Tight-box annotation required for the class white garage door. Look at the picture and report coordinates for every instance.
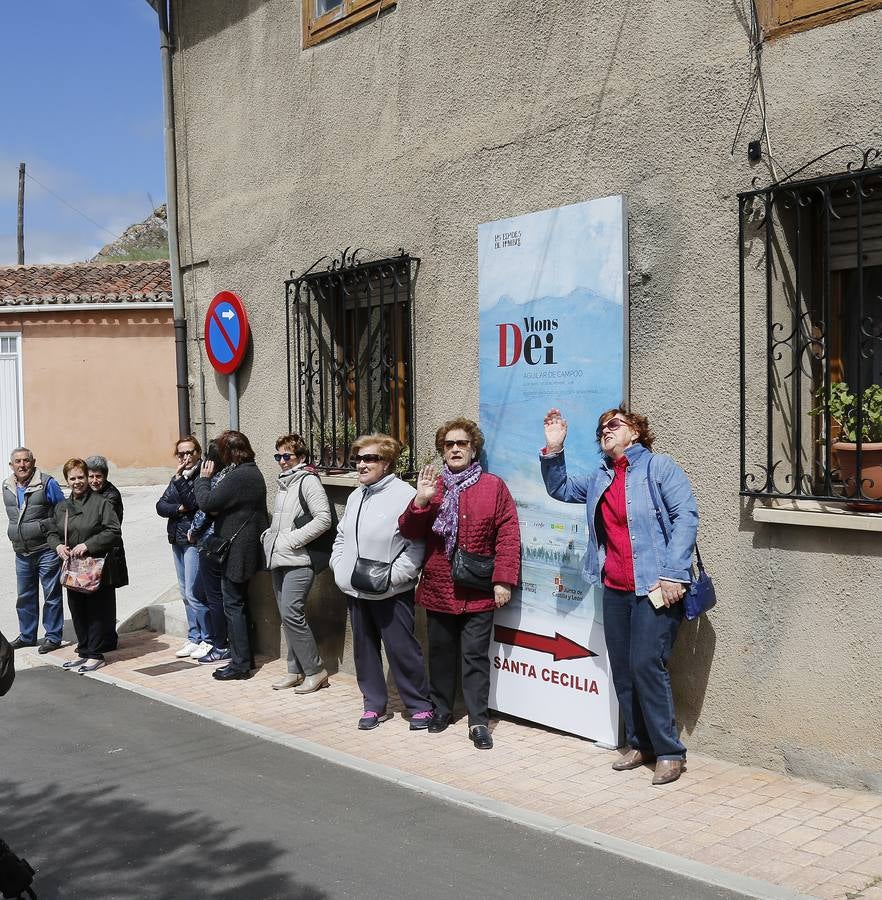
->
[0,333,23,467]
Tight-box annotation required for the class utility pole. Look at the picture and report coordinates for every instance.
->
[17,163,25,265]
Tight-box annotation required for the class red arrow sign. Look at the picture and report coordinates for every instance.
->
[494,625,596,662]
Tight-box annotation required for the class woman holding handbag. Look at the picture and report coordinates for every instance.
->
[46,458,122,673]
[193,431,267,682]
[261,433,331,693]
[399,419,521,750]
[540,406,699,785]
[329,433,433,730]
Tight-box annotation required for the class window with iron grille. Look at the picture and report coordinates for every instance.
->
[739,149,882,508]
[285,250,418,475]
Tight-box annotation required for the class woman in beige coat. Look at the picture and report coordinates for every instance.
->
[261,433,331,692]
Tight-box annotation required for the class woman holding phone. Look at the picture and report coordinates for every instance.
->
[540,406,698,785]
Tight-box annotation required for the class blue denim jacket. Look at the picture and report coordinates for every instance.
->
[540,443,699,596]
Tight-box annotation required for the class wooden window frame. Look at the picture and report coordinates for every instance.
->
[302,0,395,49]
[755,0,882,39]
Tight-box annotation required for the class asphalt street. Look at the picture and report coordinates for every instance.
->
[1,668,749,900]
[0,485,175,642]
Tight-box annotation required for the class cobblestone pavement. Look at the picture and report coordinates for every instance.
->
[24,632,882,900]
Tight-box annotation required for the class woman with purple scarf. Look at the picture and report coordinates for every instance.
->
[399,418,521,749]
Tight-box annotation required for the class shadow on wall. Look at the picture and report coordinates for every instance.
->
[670,614,716,735]
[0,780,326,900]
[173,0,275,50]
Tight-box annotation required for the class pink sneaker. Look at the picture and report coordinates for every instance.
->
[409,710,435,731]
[358,710,393,730]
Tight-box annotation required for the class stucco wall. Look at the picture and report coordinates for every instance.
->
[4,309,178,472]
[169,0,882,787]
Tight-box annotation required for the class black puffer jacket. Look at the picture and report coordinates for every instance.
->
[156,469,200,546]
[193,462,267,582]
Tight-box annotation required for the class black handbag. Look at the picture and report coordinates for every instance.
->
[451,547,495,593]
[646,456,716,620]
[0,629,15,697]
[349,492,404,595]
[294,475,338,572]
[199,513,254,566]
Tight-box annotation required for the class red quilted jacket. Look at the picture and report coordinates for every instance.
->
[398,473,521,614]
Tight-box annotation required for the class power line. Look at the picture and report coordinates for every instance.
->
[23,170,120,241]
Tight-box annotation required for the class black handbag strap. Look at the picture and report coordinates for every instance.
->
[354,490,405,564]
[228,511,256,544]
[646,455,704,573]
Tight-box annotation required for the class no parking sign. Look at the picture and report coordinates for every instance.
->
[204,291,250,375]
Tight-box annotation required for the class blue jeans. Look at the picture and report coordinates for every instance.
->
[603,586,686,760]
[172,544,209,644]
[15,548,64,644]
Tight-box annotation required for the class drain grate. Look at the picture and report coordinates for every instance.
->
[133,661,199,676]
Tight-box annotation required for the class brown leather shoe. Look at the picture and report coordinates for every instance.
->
[612,749,654,771]
[652,759,684,785]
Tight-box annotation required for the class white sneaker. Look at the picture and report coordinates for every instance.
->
[175,640,199,658]
[190,641,212,659]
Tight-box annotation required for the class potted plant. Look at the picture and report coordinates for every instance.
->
[812,382,882,504]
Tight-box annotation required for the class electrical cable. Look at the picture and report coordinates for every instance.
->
[24,171,119,241]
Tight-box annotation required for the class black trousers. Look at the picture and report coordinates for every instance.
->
[425,609,494,726]
[68,583,117,660]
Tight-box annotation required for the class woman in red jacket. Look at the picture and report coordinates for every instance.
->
[399,418,520,749]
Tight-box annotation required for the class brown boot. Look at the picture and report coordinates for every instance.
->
[651,759,684,785]
[612,749,654,771]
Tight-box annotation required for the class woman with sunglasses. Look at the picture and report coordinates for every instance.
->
[540,406,698,785]
[399,418,521,750]
[261,433,330,693]
[156,435,212,660]
[330,433,433,730]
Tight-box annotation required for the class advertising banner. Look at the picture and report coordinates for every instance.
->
[479,196,627,745]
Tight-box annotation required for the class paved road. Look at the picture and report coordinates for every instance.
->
[2,668,748,900]
[0,485,175,642]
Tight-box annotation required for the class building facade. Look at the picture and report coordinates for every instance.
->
[165,0,882,788]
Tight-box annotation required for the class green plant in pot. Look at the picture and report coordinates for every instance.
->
[811,382,882,503]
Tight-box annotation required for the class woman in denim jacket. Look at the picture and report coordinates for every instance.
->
[540,406,698,785]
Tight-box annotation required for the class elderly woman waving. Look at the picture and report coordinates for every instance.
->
[540,407,698,785]
[399,418,520,750]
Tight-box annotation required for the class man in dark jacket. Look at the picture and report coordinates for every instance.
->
[3,447,65,653]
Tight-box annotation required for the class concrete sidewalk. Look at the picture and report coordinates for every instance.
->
[24,632,882,900]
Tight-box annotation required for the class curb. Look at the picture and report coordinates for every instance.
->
[36,652,816,900]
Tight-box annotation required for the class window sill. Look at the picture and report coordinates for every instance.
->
[320,473,360,487]
[751,499,882,531]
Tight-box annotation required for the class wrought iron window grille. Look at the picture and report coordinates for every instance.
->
[285,248,419,476]
[739,147,882,508]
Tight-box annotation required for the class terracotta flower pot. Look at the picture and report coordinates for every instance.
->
[833,441,882,507]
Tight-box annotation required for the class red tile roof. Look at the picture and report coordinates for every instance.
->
[0,260,172,307]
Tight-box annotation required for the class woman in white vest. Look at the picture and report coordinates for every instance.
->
[261,433,331,693]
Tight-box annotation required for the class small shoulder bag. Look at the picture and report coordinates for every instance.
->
[350,492,404,595]
[645,456,716,620]
[294,475,338,572]
[199,512,255,566]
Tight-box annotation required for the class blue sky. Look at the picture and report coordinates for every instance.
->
[0,0,165,265]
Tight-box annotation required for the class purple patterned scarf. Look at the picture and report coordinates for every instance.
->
[432,461,483,558]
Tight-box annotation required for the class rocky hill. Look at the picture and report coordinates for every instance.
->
[91,204,169,262]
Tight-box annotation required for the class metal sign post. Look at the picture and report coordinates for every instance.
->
[204,291,250,431]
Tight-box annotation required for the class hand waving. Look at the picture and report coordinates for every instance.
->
[414,464,439,509]
[543,408,568,453]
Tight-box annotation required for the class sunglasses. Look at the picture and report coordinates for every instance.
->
[596,417,628,438]
[443,439,471,450]
[176,450,196,459]
[351,453,384,464]
[274,453,294,462]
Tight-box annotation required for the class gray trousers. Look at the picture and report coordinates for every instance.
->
[271,566,323,676]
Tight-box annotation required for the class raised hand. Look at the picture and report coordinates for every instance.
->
[200,459,216,479]
[413,464,439,508]
[543,408,568,453]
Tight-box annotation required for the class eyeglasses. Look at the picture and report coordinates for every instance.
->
[596,417,627,438]
[351,454,384,464]
[176,450,196,459]
[274,453,294,462]
[443,439,471,450]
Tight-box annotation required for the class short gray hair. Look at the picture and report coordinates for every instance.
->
[10,447,33,463]
[85,455,109,475]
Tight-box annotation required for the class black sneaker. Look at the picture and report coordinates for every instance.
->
[10,637,36,650]
[38,639,62,655]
